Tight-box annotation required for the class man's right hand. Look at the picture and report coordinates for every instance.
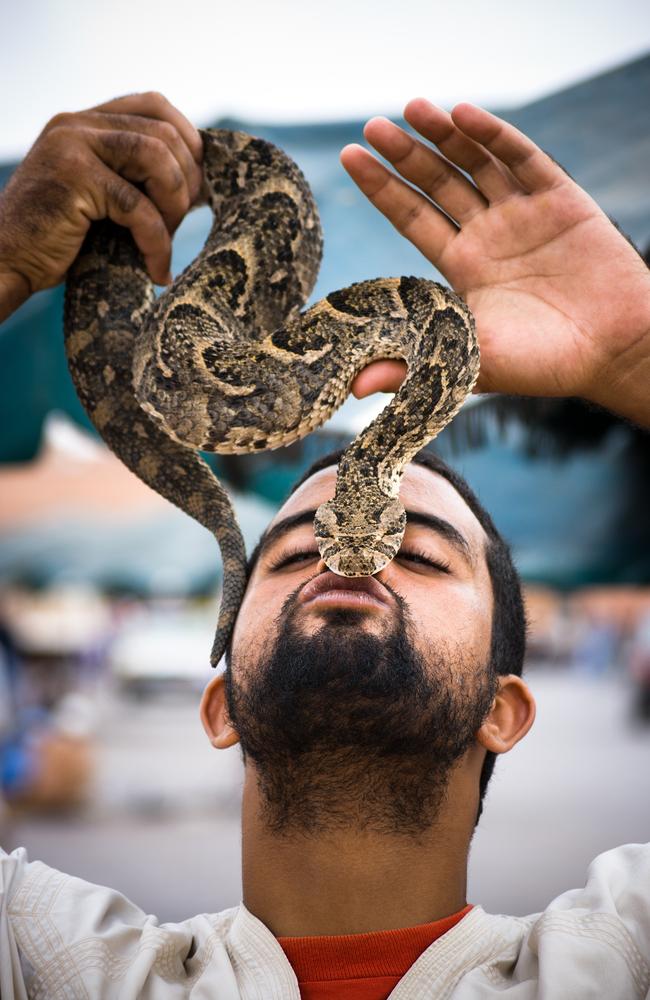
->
[0,92,204,322]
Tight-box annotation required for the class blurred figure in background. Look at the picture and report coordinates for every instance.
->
[0,621,93,814]
[630,612,650,722]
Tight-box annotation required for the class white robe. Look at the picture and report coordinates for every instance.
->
[1,843,649,998]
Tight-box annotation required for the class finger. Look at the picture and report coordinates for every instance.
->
[450,103,562,192]
[47,109,203,210]
[89,128,192,234]
[340,144,458,262]
[77,110,203,207]
[93,162,172,284]
[404,98,521,203]
[351,360,407,398]
[90,91,203,165]
[363,116,487,224]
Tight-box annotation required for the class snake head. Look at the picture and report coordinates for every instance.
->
[314,497,407,577]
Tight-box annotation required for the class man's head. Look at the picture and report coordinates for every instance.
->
[201,448,535,838]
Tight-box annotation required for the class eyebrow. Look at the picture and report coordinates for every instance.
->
[257,507,475,567]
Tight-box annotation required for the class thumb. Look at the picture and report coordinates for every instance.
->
[351,359,407,398]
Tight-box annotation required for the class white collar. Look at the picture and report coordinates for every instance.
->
[226,903,517,998]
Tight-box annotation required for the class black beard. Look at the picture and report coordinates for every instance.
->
[225,584,496,837]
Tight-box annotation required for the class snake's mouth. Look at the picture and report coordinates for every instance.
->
[316,536,401,578]
[300,571,393,609]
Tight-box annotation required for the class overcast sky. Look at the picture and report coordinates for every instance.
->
[1,0,649,160]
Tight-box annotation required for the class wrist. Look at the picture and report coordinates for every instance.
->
[584,314,650,429]
[0,267,31,323]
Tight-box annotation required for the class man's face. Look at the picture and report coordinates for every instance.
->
[233,463,492,663]
[226,463,496,835]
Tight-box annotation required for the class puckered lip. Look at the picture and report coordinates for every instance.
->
[299,570,393,610]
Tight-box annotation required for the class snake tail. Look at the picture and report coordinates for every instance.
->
[64,220,247,666]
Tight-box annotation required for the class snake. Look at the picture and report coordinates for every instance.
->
[64,128,480,668]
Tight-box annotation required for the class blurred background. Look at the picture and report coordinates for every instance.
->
[1,0,649,921]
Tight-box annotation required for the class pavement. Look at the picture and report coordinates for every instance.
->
[2,663,649,923]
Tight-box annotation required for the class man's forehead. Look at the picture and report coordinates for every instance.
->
[267,463,486,546]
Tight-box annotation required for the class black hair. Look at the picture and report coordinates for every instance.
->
[243,447,527,825]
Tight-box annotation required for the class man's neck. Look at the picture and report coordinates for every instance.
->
[239,770,476,937]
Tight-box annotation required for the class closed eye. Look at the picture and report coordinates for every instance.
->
[397,550,451,573]
[268,548,450,573]
[268,548,319,571]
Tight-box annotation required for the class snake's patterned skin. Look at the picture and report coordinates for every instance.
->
[64,128,479,667]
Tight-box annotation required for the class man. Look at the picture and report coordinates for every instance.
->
[0,93,649,998]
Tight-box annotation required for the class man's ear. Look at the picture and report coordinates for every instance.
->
[477,674,536,754]
[200,674,240,749]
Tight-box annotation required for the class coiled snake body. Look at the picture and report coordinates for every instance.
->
[64,129,479,666]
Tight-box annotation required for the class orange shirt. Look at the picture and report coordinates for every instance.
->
[277,905,473,1000]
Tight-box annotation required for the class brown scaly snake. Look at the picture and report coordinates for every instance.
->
[64,128,479,667]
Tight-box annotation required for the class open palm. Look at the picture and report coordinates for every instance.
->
[342,100,650,415]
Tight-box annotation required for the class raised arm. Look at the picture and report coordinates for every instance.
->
[344,100,650,428]
[0,92,204,323]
